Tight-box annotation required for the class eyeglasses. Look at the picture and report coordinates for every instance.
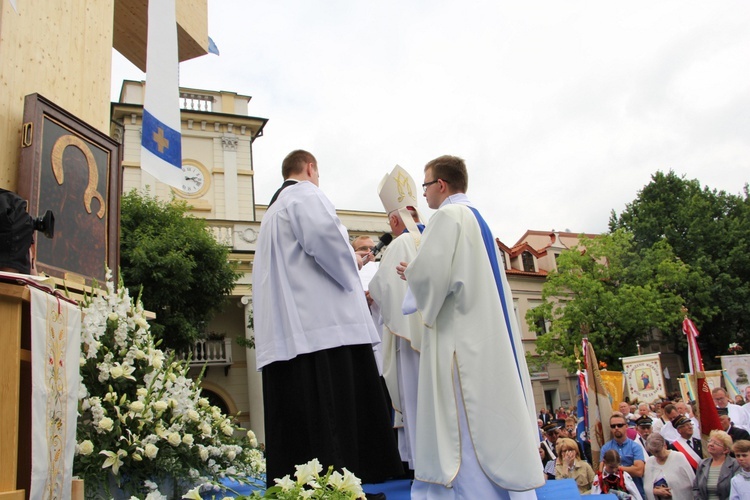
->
[421,179,440,192]
[610,423,626,429]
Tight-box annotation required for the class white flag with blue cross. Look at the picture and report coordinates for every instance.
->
[141,0,183,188]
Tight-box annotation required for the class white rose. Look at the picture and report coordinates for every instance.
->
[108,312,119,322]
[246,430,256,440]
[98,417,114,432]
[199,448,209,461]
[187,409,200,422]
[109,365,124,379]
[77,440,94,455]
[198,398,209,407]
[136,388,148,397]
[79,357,86,367]
[129,401,145,413]
[200,423,211,437]
[249,438,258,448]
[225,450,236,461]
[167,432,181,447]
[153,400,168,412]
[182,434,194,446]
[144,443,159,459]
[221,425,233,437]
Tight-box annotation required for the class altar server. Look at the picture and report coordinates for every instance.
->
[252,149,402,486]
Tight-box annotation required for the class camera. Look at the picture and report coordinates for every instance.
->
[0,189,55,274]
[33,210,55,239]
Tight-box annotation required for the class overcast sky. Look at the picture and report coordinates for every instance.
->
[112,1,750,245]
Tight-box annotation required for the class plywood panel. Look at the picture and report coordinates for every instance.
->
[0,0,114,191]
[113,0,208,72]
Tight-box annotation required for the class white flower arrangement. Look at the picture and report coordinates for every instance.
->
[74,271,265,498]
[240,459,365,499]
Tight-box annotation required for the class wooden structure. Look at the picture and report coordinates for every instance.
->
[0,0,210,496]
[0,282,30,500]
[0,0,209,193]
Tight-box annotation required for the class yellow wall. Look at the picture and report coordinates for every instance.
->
[0,0,115,191]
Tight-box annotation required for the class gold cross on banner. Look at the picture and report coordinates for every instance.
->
[153,127,169,153]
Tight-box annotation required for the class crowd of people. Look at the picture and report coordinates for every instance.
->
[537,386,750,499]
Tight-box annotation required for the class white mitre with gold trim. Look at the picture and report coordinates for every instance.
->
[377,165,424,237]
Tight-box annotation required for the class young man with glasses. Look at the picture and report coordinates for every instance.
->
[398,155,543,498]
[599,413,646,498]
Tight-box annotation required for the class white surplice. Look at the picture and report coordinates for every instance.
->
[369,230,423,467]
[358,261,385,374]
[253,180,380,369]
[404,194,544,494]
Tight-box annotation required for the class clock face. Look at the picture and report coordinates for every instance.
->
[178,164,209,196]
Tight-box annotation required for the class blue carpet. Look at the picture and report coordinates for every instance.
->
[217,477,620,499]
[363,478,621,499]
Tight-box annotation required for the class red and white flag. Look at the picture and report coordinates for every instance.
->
[683,316,722,445]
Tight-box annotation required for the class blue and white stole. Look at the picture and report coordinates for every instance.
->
[467,206,525,396]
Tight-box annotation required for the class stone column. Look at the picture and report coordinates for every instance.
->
[221,136,239,220]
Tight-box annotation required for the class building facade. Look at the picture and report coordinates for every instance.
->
[113,82,595,440]
[498,230,600,414]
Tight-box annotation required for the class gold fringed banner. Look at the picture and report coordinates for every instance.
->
[30,287,81,500]
[599,371,624,412]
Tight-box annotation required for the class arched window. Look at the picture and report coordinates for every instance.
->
[201,388,230,417]
[522,251,535,272]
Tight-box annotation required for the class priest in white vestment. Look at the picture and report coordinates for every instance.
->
[252,150,403,487]
[399,155,544,499]
[368,165,426,470]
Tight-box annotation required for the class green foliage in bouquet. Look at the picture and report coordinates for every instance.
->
[74,271,265,499]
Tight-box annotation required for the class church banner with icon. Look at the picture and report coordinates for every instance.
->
[721,355,750,398]
[683,370,724,402]
[678,377,691,401]
[622,353,666,403]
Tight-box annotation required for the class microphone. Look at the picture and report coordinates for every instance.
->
[371,233,393,257]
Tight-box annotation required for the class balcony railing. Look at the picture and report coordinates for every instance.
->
[176,339,233,373]
[180,92,215,112]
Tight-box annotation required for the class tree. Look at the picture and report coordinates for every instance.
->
[120,190,240,350]
[609,171,750,364]
[527,229,701,371]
